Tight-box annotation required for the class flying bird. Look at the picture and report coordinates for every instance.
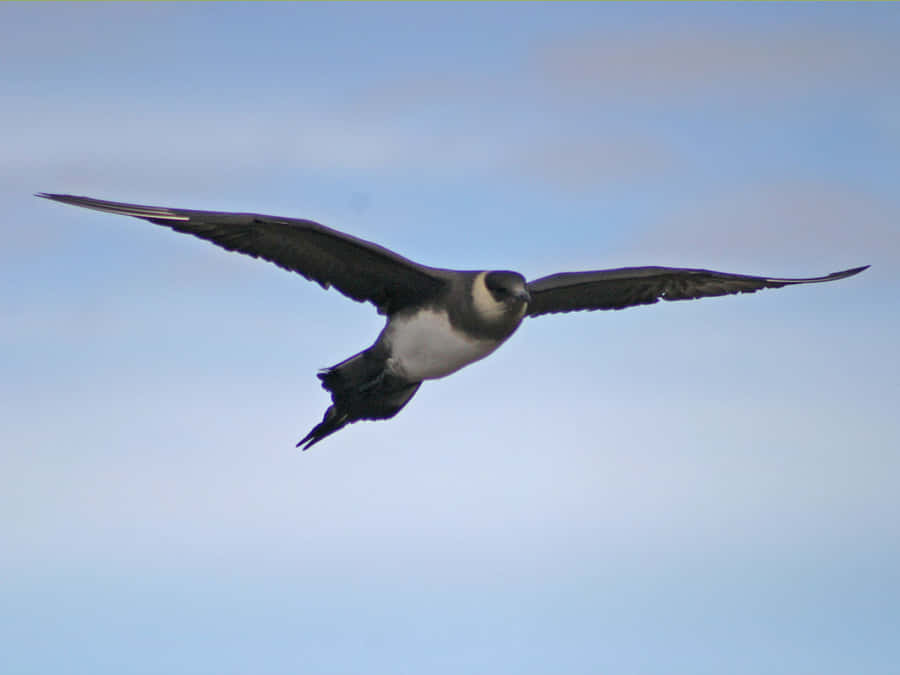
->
[38,193,868,450]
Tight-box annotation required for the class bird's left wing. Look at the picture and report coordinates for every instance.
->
[38,193,448,315]
[526,265,868,316]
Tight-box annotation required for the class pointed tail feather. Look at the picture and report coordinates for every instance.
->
[298,350,422,450]
[297,406,350,451]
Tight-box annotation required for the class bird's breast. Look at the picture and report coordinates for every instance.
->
[382,309,502,381]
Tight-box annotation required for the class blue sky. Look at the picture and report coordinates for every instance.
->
[3,3,899,674]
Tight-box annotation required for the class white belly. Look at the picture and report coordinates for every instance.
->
[384,310,500,381]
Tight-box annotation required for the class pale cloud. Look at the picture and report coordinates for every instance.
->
[507,132,677,191]
[342,23,900,193]
[536,25,898,101]
[3,91,673,204]
[351,76,684,190]
[1,95,507,200]
[358,22,898,112]
[619,179,900,270]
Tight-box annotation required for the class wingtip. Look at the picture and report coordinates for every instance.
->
[836,265,870,279]
[36,192,75,203]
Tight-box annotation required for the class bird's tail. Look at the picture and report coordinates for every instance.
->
[297,405,352,450]
[298,351,421,450]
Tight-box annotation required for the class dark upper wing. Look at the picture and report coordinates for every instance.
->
[38,193,448,315]
[526,265,869,316]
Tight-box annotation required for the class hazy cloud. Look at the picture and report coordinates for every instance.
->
[536,25,899,101]
[621,179,900,270]
[508,132,677,191]
[2,96,513,200]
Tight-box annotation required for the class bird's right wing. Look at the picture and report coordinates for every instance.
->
[38,193,449,315]
[526,265,868,316]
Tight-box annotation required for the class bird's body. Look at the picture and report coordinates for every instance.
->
[382,307,504,381]
[38,193,868,449]
[303,270,530,447]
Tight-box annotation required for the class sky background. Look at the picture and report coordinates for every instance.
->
[3,3,899,674]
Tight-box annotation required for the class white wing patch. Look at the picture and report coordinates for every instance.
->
[95,205,190,221]
[384,309,500,381]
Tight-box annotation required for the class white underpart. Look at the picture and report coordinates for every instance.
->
[384,309,501,381]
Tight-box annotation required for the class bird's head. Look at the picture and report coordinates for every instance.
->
[485,271,531,306]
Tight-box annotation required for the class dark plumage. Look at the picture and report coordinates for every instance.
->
[525,266,867,315]
[38,193,868,449]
